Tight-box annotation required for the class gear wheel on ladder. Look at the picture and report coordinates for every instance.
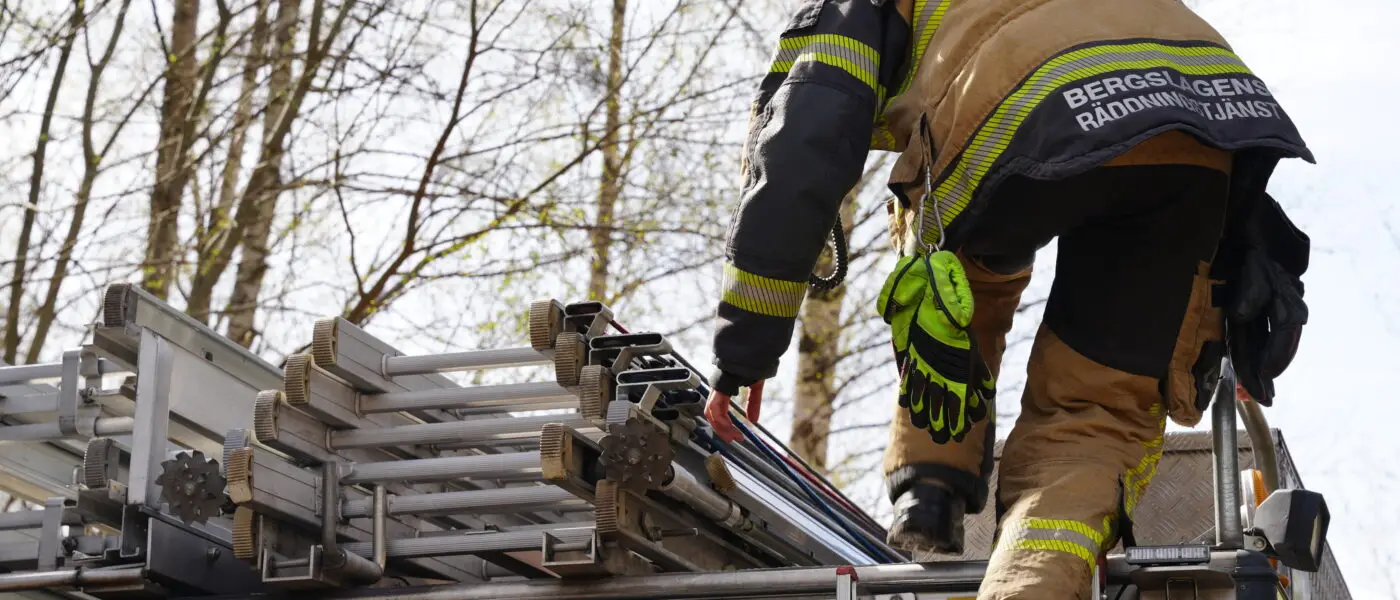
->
[154,450,228,525]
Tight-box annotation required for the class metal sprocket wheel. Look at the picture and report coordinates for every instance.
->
[154,450,227,525]
[598,418,674,492]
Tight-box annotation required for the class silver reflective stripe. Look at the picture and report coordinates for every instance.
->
[721,265,806,318]
[772,38,881,92]
[1013,524,1101,553]
[1000,517,1112,566]
[773,42,879,78]
[896,0,949,96]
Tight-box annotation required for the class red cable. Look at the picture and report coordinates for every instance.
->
[776,451,866,518]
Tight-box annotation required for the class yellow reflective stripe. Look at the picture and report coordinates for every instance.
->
[1001,515,1114,567]
[872,119,898,149]
[721,264,807,318]
[919,42,1253,245]
[770,34,882,93]
[1023,517,1110,545]
[873,0,951,151]
[895,0,951,97]
[1012,538,1098,565]
[1124,403,1168,517]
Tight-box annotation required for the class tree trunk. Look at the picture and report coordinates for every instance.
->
[189,0,269,325]
[789,192,857,474]
[3,1,82,364]
[223,0,299,348]
[189,0,348,338]
[141,0,201,300]
[26,0,135,363]
[587,0,627,302]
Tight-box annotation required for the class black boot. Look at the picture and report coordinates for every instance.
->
[887,482,966,555]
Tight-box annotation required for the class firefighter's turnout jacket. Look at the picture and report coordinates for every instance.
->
[711,0,1311,395]
[711,1,1313,597]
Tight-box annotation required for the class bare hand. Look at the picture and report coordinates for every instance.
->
[704,379,764,443]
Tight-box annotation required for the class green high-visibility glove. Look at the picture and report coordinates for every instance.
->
[877,251,993,444]
[878,255,928,360]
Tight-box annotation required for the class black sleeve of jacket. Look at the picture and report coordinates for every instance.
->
[712,0,910,394]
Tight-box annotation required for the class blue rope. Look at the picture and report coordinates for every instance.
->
[680,357,899,562]
[731,420,902,563]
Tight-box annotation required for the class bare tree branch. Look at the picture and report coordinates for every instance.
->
[4,0,83,364]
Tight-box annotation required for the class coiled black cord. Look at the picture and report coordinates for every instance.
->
[808,215,849,291]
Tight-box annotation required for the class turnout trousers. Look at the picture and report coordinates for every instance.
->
[881,130,1234,599]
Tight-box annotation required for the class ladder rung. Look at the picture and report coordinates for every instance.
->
[359,381,575,414]
[340,525,594,559]
[341,486,587,518]
[340,451,542,485]
[328,415,590,450]
[382,348,549,377]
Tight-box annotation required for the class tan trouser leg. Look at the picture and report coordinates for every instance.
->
[976,133,1232,599]
[979,263,1225,599]
[977,328,1168,599]
[883,252,1031,507]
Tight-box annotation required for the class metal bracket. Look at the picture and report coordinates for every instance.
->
[260,544,330,590]
[128,329,173,510]
[584,333,672,373]
[118,504,149,559]
[67,534,121,560]
[1164,576,1200,599]
[79,349,105,391]
[541,528,607,577]
[613,367,701,416]
[37,497,72,571]
[56,350,81,437]
[836,565,859,600]
[146,516,264,595]
[563,302,614,339]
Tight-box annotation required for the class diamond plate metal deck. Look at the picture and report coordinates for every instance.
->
[922,428,1351,599]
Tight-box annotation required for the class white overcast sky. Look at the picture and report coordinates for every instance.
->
[4,0,1392,594]
[1187,0,1400,595]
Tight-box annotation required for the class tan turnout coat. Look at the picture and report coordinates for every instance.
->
[874,0,1311,254]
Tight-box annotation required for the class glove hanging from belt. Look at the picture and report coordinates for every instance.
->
[1221,193,1310,406]
[878,251,993,443]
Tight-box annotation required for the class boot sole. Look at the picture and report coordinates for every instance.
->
[887,513,965,555]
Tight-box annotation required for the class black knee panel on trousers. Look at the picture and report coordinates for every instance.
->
[963,164,1231,379]
[1041,166,1229,378]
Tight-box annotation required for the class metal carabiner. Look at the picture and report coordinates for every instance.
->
[914,117,947,256]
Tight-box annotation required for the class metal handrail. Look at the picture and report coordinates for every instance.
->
[1211,359,1245,549]
[1210,356,1281,549]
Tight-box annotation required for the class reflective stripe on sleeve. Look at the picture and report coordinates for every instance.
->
[771,34,883,95]
[721,264,807,318]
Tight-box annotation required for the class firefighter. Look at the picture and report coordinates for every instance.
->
[702,0,1313,597]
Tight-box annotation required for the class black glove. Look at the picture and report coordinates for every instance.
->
[1222,194,1310,406]
[1227,248,1307,405]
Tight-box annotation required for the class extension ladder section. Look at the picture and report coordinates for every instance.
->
[0,283,1333,599]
